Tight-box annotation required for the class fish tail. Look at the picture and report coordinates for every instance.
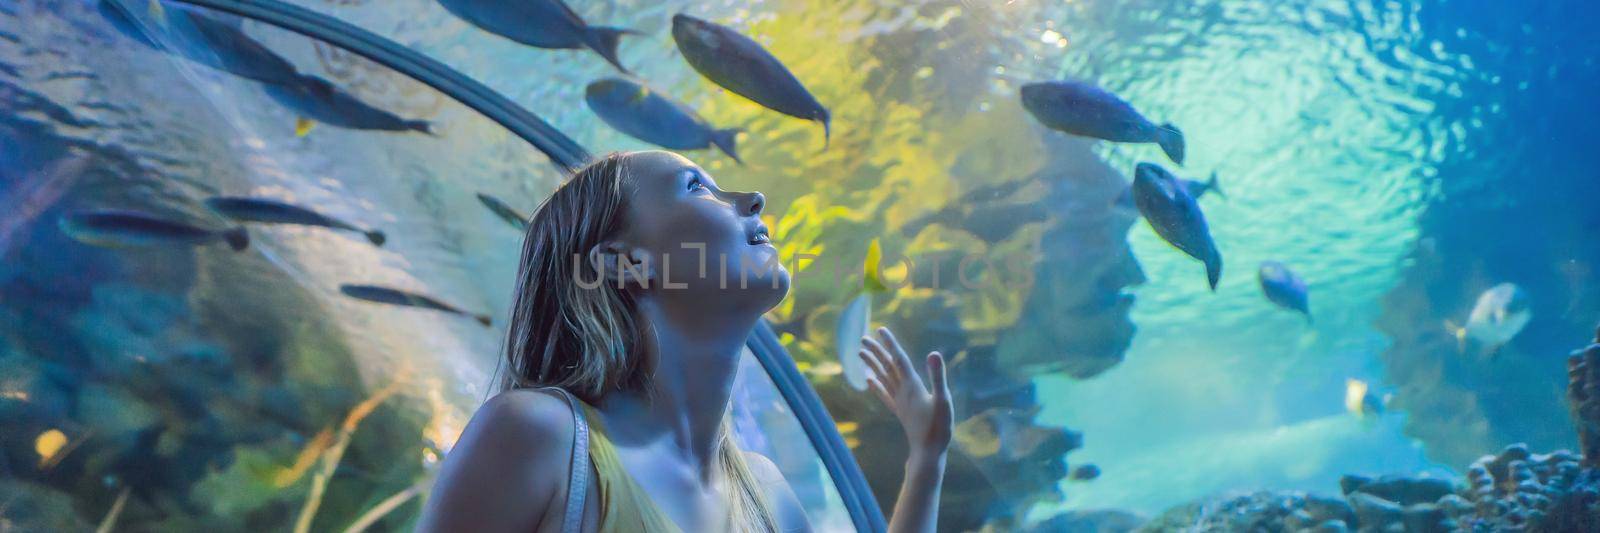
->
[1204,249,1223,291]
[475,314,493,327]
[820,113,832,151]
[406,120,435,136]
[711,128,742,164]
[587,26,636,74]
[1207,171,1225,200]
[364,230,386,247]
[1156,123,1184,165]
[222,227,249,252]
[1444,320,1467,353]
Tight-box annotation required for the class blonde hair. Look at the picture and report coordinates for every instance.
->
[499,152,779,532]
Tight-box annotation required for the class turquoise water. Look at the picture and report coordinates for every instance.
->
[3,0,1597,530]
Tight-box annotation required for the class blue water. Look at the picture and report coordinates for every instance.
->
[2,0,1597,530]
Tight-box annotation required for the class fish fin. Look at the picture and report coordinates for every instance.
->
[819,113,832,151]
[475,314,492,327]
[711,128,742,164]
[364,230,386,247]
[1204,249,1223,291]
[1156,123,1184,165]
[1444,320,1467,353]
[1207,171,1225,200]
[222,227,249,252]
[587,26,637,74]
[406,120,435,136]
[295,118,315,137]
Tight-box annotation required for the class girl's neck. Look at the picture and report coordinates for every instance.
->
[596,298,755,480]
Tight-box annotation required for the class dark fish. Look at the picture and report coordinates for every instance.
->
[671,14,830,147]
[1020,80,1185,165]
[585,78,742,163]
[204,196,384,246]
[264,74,433,135]
[97,0,301,85]
[60,209,248,251]
[475,193,528,231]
[338,284,491,327]
[1258,261,1310,321]
[1069,464,1101,481]
[1132,162,1222,290]
[434,0,636,72]
[1116,170,1223,210]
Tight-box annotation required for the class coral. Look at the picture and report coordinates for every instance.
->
[1137,490,1354,532]
[1566,326,1600,467]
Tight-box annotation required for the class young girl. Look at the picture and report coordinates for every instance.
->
[417,151,952,532]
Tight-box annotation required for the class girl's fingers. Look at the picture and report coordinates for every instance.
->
[867,377,894,408]
[877,327,921,389]
[928,352,951,406]
[859,349,893,390]
[861,336,903,386]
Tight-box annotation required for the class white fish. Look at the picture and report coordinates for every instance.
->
[1446,282,1532,357]
[836,292,872,391]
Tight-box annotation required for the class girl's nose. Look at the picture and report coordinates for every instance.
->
[741,191,765,216]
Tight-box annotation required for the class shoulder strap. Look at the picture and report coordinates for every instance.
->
[543,387,590,533]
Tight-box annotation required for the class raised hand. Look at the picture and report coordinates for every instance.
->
[860,326,953,457]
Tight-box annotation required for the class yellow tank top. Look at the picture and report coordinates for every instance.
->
[577,403,682,533]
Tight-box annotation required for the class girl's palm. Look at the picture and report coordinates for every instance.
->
[860,327,953,454]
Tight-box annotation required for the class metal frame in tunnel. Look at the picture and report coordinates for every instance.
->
[159,1,887,530]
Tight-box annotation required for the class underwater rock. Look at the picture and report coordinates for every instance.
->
[1026,508,1146,533]
[1340,474,1455,506]
[1566,325,1600,467]
[1137,490,1354,533]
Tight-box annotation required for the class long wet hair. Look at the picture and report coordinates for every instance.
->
[498,152,779,532]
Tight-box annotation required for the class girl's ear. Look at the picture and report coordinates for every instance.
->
[588,241,656,289]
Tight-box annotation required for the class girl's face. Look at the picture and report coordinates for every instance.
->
[616,151,789,313]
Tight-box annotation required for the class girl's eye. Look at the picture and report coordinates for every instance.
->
[687,176,706,192]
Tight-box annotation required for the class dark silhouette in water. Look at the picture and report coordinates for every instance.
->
[338,284,491,327]
[204,196,384,246]
[264,74,433,135]
[1258,261,1311,322]
[434,0,637,73]
[60,209,249,251]
[97,0,301,85]
[671,14,830,148]
[1132,162,1222,290]
[1020,80,1185,165]
[1115,170,1223,211]
[474,193,528,231]
[585,78,742,163]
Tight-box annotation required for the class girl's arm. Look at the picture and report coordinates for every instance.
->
[416,390,573,532]
[860,327,954,533]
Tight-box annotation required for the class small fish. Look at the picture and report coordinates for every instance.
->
[475,193,528,231]
[1069,464,1101,481]
[61,210,249,251]
[98,0,301,85]
[1132,162,1222,290]
[1115,170,1223,210]
[1344,378,1387,418]
[34,429,67,468]
[339,284,491,327]
[952,413,1002,458]
[434,0,636,72]
[1259,261,1311,322]
[585,78,742,163]
[1446,283,1532,357]
[205,196,384,246]
[671,14,830,147]
[1020,80,1185,165]
[264,74,433,135]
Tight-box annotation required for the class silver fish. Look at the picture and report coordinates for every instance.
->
[1132,162,1221,290]
[475,193,528,231]
[264,74,433,135]
[1448,282,1531,357]
[585,78,742,163]
[339,284,491,327]
[205,196,384,246]
[435,0,636,72]
[60,209,248,251]
[671,14,830,147]
[1258,261,1310,322]
[1020,80,1185,165]
[98,0,301,85]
